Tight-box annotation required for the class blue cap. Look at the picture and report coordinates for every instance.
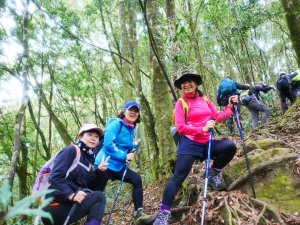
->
[124,101,140,111]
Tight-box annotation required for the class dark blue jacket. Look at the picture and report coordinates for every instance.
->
[250,85,273,101]
[47,145,104,203]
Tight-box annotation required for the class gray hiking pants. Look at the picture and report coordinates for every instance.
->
[247,99,270,128]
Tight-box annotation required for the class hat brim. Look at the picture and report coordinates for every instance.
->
[174,73,202,89]
[79,128,104,137]
[125,105,140,112]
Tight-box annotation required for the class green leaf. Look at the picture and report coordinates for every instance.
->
[5,190,54,223]
[0,180,12,209]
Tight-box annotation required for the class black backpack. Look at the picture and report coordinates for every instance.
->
[276,76,290,91]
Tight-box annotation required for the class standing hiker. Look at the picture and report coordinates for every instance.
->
[243,82,273,128]
[95,101,154,224]
[276,72,297,113]
[291,69,300,97]
[216,77,250,135]
[42,124,108,225]
[153,70,238,225]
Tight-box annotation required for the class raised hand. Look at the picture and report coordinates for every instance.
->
[98,155,110,171]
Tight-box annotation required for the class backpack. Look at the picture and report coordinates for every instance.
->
[219,78,237,96]
[32,145,81,225]
[32,145,81,196]
[240,91,251,106]
[171,96,209,145]
[276,76,290,91]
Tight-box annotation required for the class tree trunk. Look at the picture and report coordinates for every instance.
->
[147,0,175,175]
[7,0,30,189]
[165,0,180,79]
[119,0,132,100]
[281,0,300,66]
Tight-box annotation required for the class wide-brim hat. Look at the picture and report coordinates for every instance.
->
[78,124,104,136]
[174,70,202,89]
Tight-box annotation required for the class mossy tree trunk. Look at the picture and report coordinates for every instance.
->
[147,0,176,175]
[281,0,300,67]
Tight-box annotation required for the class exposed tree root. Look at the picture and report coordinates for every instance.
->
[250,198,285,224]
[227,153,299,191]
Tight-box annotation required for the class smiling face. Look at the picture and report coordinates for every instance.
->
[181,79,198,94]
[124,106,139,124]
[79,131,100,149]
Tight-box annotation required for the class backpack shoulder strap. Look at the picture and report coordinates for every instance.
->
[202,96,210,104]
[172,98,188,125]
[65,145,81,178]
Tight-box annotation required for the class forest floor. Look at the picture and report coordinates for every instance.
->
[101,104,300,225]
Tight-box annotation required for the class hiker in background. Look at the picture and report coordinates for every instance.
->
[94,101,155,224]
[154,70,238,225]
[216,77,250,135]
[290,69,300,98]
[251,81,274,101]
[244,82,273,128]
[276,71,297,113]
[42,124,108,225]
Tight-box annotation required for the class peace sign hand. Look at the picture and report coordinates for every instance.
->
[98,155,110,171]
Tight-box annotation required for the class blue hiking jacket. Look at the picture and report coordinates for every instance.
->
[94,118,137,172]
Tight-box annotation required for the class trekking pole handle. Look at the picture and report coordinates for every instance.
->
[209,118,216,132]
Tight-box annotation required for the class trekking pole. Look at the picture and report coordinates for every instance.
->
[105,161,130,225]
[200,127,214,225]
[234,104,256,198]
[105,141,141,225]
[63,189,93,225]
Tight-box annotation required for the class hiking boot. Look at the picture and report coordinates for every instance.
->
[153,210,171,225]
[208,169,227,191]
[133,208,156,225]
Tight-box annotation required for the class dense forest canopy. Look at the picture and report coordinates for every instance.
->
[0,0,299,223]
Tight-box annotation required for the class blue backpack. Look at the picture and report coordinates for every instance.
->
[220,78,237,96]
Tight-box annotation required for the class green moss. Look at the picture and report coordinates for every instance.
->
[224,148,291,186]
[256,171,300,213]
[256,139,287,150]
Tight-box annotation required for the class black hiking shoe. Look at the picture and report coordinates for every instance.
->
[133,208,156,225]
[208,169,227,191]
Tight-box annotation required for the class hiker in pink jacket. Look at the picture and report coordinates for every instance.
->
[154,70,238,225]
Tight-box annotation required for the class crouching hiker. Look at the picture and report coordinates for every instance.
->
[153,70,238,225]
[245,82,273,128]
[95,101,155,225]
[41,124,108,225]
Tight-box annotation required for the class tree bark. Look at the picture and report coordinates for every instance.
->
[7,0,30,189]
[147,0,176,174]
[281,0,300,66]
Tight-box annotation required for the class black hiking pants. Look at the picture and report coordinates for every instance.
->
[42,191,106,225]
[98,167,143,211]
[162,138,236,207]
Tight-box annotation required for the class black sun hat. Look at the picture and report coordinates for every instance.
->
[174,70,203,89]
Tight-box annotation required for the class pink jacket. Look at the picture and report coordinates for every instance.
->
[175,96,234,144]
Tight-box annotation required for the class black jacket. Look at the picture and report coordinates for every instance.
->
[47,145,104,203]
[250,85,273,101]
